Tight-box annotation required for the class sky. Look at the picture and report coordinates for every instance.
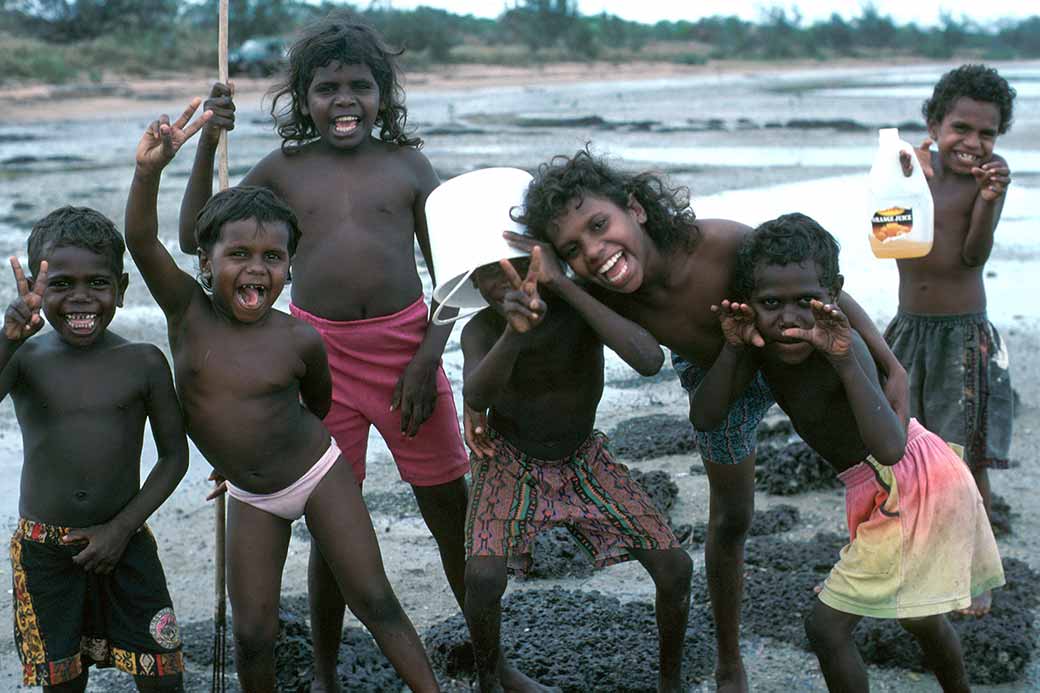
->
[376,1,1037,29]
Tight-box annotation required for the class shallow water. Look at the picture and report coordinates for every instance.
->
[0,60,1038,522]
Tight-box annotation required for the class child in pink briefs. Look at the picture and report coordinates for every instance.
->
[177,13,502,690]
[127,100,439,692]
[692,213,1003,692]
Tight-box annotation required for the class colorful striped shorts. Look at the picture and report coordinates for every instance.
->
[465,429,679,575]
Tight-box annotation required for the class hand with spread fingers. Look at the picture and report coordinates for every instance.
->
[62,522,134,575]
[502,232,567,289]
[711,299,765,348]
[900,137,935,178]
[135,97,212,176]
[4,258,47,342]
[782,300,853,360]
[972,160,1012,201]
[500,247,548,334]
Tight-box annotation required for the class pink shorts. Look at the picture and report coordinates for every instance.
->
[225,440,342,521]
[290,297,469,487]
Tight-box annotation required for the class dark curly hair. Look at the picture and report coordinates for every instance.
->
[195,186,302,258]
[734,213,841,300]
[923,64,1016,134]
[27,206,124,277]
[269,10,420,152]
[516,147,697,254]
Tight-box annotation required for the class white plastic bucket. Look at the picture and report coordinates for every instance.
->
[427,167,533,325]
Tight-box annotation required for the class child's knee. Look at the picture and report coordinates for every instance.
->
[648,549,693,598]
[464,557,508,604]
[898,614,944,637]
[710,504,753,541]
[233,620,279,660]
[804,609,835,652]
[348,586,406,627]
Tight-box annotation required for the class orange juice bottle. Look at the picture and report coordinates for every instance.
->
[868,128,934,259]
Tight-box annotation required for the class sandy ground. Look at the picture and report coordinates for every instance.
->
[0,61,1037,691]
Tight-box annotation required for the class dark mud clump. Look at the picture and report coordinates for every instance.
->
[424,586,715,692]
[990,493,1014,537]
[755,440,839,495]
[179,595,407,692]
[733,532,1039,684]
[609,414,696,460]
[689,504,801,544]
[629,468,693,542]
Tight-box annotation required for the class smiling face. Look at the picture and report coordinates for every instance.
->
[546,193,651,294]
[472,258,530,315]
[749,261,838,365]
[200,218,291,323]
[302,61,381,150]
[929,96,1001,175]
[40,245,127,347]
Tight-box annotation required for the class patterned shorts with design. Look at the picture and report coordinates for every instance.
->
[465,430,680,575]
[10,519,183,687]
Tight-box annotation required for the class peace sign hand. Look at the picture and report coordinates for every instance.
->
[500,247,547,334]
[781,300,853,360]
[135,98,212,176]
[4,258,47,342]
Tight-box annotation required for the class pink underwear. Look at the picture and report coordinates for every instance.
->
[225,440,342,521]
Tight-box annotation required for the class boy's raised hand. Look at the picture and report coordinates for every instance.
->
[711,299,764,348]
[901,138,935,179]
[135,98,212,176]
[200,81,236,148]
[4,258,47,342]
[782,300,853,359]
[972,161,1011,201]
[503,232,567,288]
[500,248,547,334]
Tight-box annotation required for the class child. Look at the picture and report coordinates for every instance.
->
[1,207,189,690]
[125,100,439,692]
[178,15,477,689]
[507,149,908,692]
[462,246,692,693]
[892,64,1016,616]
[690,213,1004,692]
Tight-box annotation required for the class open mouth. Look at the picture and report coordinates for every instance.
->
[236,284,267,310]
[954,151,981,165]
[597,250,630,286]
[333,115,361,136]
[64,312,97,333]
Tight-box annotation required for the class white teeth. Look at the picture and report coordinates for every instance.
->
[598,251,622,276]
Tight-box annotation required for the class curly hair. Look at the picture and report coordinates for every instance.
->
[923,64,1016,134]
[516,147,697,253]
[269,10,420,152]
[27,206,124,277]
[734,213,841,300]
[195,186,302,258]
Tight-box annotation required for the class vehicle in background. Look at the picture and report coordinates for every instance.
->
[228,37,287,77]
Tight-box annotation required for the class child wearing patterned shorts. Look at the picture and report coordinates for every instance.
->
[461,247,692,693]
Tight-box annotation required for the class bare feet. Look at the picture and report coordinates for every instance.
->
[501,660,559,692]
[715,662,748,693]
[957,590,993,617]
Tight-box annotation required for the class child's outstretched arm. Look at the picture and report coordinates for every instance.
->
[963,155,1010,266]
[504,235,664,375]
[836,292,908,424]
[0,258,47,399]
[63,348,189,573]
[784,301,907,465]
[689,300,761,431]
[179,82,235,253]
[126,99,211,321]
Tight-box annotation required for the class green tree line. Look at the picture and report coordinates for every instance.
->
[1,0,1038,83]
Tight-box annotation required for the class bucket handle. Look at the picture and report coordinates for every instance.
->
[432,267,483,326]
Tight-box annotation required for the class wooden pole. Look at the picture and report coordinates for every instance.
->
[213,3,229,692]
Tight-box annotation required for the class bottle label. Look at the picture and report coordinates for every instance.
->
[871,207,913,242]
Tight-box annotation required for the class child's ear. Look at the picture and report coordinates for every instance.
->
[927,120,940,141]
[117,273,129,308]
[832,273,845,302]
[627,194,647,224]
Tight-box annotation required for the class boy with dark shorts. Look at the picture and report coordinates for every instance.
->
[2,208,189,690]
[463,247,692,693]
[893,64,1016,616]
[178,16,475,689]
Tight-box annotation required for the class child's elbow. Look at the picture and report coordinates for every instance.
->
[875,436,908,467]
[634,347,665,377]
